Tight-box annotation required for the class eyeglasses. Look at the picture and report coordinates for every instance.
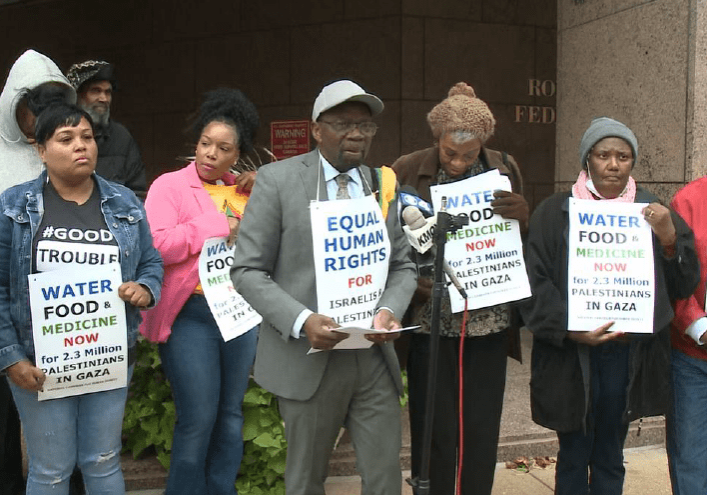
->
[319,120,378,136]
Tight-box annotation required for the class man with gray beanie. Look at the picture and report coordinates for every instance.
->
[67,60,147,199]
[232,80,416,495]
[521,117,698,494]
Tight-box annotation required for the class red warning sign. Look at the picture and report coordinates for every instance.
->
[270,120,310,159]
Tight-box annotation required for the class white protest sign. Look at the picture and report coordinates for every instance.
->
[310,195,390,330]
[28,266,127,400]
[567,198,654,333]
[198,237,262,342]
[430,170,531,312]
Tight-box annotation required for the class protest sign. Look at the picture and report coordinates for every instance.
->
[28,266,127,400]
[567,198,654,333]
[430,170,530,312]
[198,237,262,341]
[310,195,390,331]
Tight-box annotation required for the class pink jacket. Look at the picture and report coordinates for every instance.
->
[139,162,234,342]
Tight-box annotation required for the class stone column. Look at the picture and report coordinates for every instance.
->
[556,0,707,201]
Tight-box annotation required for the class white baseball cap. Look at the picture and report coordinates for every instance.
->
[311,80,384,121]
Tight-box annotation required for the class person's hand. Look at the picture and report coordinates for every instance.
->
[303,313,348,350]
[235,171,257,191]
[566,321,623,346]
[227,216,241,247]
[118,281,152,308]
[642,203,677,249]
[7,360,46,391]
[366,308,402,344]
[491,190,529,232]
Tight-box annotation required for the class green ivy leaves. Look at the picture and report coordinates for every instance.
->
[123,340,175,465]
[238,379,287,494]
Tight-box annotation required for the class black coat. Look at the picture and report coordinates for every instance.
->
[520,187,699,432]
[94,120,147,199]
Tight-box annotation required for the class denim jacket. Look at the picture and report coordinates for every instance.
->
[0,171,163,371]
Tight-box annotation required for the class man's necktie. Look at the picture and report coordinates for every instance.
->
[336,173,351,200]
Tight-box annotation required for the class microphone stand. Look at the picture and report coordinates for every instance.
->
[409,199,468,495]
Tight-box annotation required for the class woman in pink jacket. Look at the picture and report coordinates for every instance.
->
[140,88,259,495]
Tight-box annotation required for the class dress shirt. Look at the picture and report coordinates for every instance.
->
[292,153,366,337]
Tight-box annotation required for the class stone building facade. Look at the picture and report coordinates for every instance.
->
[0,0,557,209]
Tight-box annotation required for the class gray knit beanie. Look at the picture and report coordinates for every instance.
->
[579,117,638,168]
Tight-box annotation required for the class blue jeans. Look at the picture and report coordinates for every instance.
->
[555,342,630,495]
[667,349,707,494]
[159,295,257,495]
[8,365,134,495]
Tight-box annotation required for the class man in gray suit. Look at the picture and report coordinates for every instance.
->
[231,80,416,495]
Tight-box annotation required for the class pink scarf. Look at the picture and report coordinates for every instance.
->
[571,170,636,203]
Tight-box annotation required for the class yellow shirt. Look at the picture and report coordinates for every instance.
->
[194,182,250,294]
[202,181,249,218]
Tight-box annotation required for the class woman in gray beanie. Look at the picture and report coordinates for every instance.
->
[520,118,698,494]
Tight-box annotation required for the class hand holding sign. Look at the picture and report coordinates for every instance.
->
[118,281,152,308]
[7,360,46,392]
[235,171,256,192]
[567,321,624,346]
[642,203,677,249]
[227,217,241,247]
[366,308,402,344]
[490,190,529,232]
[304,313,349,350]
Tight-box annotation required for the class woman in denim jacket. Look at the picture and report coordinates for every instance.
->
[0,103,163,494]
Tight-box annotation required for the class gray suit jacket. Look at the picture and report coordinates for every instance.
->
[231,150,416,401]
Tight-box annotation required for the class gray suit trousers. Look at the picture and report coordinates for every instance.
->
[277,346,402,495]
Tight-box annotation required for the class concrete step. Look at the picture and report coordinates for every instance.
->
[120,418,666,489]
[122,454,167,491]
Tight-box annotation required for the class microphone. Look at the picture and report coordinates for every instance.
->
[399,185,435,217]
[402,205,468,299]
[402,206,436,254]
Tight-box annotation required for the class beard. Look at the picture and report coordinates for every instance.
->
[80,103,110,129]
[333,150,366,172]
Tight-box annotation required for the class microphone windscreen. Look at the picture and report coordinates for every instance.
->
[399,186,434,217]
[402,206,427,230]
